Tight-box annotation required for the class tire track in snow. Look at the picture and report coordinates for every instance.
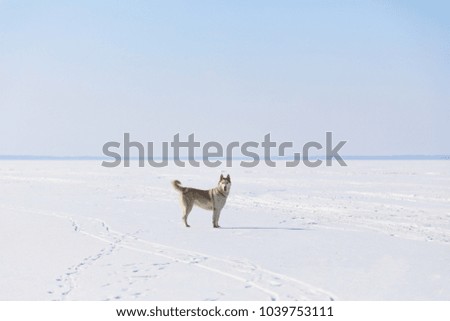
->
[73,218,336,301]
[2,205,335,301]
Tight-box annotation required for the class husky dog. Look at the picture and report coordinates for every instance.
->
[172,174,231,228]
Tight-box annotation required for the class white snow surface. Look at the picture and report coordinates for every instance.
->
[1,160,449,301]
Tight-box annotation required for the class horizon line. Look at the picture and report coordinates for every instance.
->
[0,154,449,161]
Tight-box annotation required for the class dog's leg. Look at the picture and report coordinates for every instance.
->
[212,209,221,228]
[182,201,193,228]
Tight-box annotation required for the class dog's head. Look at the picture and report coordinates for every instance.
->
[218,174,231,193]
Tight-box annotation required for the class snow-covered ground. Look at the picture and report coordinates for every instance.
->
[1,160,449,301]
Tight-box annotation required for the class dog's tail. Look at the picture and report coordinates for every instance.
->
[172,180,185,193]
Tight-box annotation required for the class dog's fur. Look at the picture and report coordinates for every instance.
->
[172,174,231,228]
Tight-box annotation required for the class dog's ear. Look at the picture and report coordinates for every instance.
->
[226,174,231,182]
[220,174,224,181]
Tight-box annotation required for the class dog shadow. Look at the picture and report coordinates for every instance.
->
[221,226,306,231]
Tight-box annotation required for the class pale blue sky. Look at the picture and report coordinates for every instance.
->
[1,0,449,156]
